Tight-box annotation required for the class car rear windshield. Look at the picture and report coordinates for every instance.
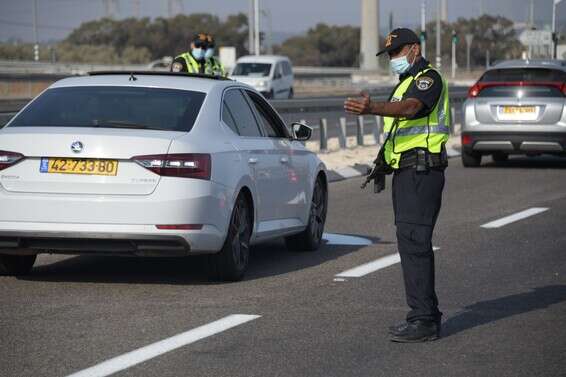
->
[478,85,564,98]
[480,68,566,82]
[8,86,206,132]
[232,63,272,77]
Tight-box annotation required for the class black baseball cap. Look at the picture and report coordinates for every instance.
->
[377,28,420,56]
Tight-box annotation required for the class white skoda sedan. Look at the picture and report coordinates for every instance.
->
[0,72,328,281]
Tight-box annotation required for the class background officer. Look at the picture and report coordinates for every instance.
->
[204,34,226,77]
[344,28,449,343]
[170,33,209,74]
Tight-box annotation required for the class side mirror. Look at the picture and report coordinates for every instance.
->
[291,122,312,141]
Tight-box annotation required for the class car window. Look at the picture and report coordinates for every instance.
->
[222,89,262,137]
[222,101,239,134]
[282,61,292,76]
[8,86,206,132]
[232,63,271,77]
[245,90,287,138]
[480,68,566,82]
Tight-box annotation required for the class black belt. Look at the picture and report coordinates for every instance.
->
[398,148,448,171]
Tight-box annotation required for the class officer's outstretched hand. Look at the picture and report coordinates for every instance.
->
[344,92,371,115]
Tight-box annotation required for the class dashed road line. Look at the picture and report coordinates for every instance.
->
[336,253,401,278]
[480,207,549,229]
[66,314,261,377]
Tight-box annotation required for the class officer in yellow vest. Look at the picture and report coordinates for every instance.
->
[344,28,449,343]
[204,34,226,77]
[170,33,209,74]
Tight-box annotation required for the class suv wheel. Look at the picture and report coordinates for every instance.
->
[285,176,327,252]
[462,150,482,167]
[208,194,252,282]
[0,254,36,276]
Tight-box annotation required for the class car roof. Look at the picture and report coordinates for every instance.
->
[236,55,291,64]
[48,71,239,93]
[490,59,566,70]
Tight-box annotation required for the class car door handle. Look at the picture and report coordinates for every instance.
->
[280,157,289,164]
[248,158,258,165]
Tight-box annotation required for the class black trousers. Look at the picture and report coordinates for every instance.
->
[392,167,445,323]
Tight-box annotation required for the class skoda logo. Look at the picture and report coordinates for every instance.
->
[71,141,84,153]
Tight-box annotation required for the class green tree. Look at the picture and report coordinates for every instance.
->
[274,23,360,67]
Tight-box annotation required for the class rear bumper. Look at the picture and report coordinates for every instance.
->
[461,131,566,155]
[0,222,225,256]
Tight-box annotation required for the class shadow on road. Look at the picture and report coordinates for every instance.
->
[19,233,391,285]
[481,155,566,169]
[442,285,566,338]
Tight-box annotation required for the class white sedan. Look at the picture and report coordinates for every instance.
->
[0,72,328,281]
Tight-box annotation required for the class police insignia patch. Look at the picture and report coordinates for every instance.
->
[172,62,183,72]
[416,76,434,91]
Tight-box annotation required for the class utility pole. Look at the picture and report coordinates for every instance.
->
[261,9,273,54]
[133,0,140,18]
[420,1,426,59]
[465,33,473,72]
[451,30,457,79]
[248,0,254,55]
[33,0,39,61]
[360,0,379,71]
[254,0,260,55]
[435,0,441,69]
[553,0,564,59]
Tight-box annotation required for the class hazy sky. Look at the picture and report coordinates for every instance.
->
[0,0,563,42]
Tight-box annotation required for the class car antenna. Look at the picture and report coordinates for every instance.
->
[129,73,137,81]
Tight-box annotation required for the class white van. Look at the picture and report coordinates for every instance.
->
[230,55,294,99]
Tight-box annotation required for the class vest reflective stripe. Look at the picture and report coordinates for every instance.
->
[383,124,450,139]
[382,66,450,169]
[176,53,202,74]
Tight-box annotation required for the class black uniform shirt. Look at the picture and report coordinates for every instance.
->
[398,57,443,119]
[170,54,205,74]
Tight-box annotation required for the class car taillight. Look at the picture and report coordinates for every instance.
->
[0,150,25,171]
[132,153,211,180]
[561,83,566,96]
[468,83,482,98]
[461,135,472,146]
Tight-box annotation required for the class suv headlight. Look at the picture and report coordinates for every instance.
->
[256,80,267,88]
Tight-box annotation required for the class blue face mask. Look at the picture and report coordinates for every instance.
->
[390,46,415,75]
[204,48,215,59]
[192,48,205,60]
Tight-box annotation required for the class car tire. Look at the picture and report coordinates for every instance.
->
[492,152,508,163]
[462,150,482,167]
[288,88,294,99]
[285,176,327,252]
[0,254,36,276]
[208,194,252,282]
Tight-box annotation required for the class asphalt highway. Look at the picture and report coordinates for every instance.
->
[2,155,566,377]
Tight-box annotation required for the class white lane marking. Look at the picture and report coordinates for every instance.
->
[334,278,347,282]
[336,253,401,278]
[323,233,373,246]
[433,246,440,251]
[66,314,260,377]
[480,207,549,229]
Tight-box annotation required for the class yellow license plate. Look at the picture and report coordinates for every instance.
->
[501,106,536,114]
[40,158,118,176]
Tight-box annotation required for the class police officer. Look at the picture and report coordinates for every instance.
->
[344,28,449,343]
[170,33,209,74]
[204,34,226,77]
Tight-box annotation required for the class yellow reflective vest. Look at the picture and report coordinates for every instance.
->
[382,66,450,169]
[175,53,226,77]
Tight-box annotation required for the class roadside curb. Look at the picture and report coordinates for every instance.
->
[327,145,462,183]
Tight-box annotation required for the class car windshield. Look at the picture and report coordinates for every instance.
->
[232,63,272,77]
[480,68,566,82]
[8,86,206,132]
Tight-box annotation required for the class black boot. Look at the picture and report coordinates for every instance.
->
[389,320,440,343]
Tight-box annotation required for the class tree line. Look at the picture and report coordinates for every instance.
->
[0,13,524,68]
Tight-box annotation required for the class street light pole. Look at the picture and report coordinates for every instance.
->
[465,33,473,73]
[254,0,260,55]
[553,0,564,59]
[33,0,39,61]
[435,0,441,69]
[421,1,426,59]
